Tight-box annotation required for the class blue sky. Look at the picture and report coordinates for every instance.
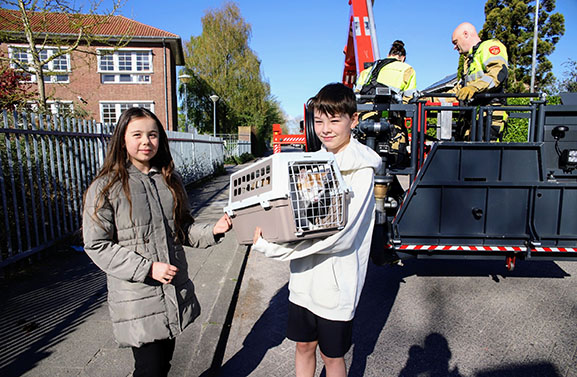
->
[120,0,574,126]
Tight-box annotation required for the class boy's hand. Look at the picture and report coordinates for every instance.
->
[253,227,263,244]
[213,214,232,235]
[150,262,179,284]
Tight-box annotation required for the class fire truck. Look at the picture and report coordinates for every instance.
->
[273,0,577,270]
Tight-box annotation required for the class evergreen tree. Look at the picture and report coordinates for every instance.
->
[480,0,565,92]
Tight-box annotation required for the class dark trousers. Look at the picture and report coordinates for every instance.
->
[131,338,176,377]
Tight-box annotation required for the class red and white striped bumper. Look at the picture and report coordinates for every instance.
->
[397,245,577,253]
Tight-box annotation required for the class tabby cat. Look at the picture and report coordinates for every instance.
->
[293,167,333,230]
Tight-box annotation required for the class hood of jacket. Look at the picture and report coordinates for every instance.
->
[322,136,382,172]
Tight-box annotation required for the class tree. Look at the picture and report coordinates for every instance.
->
[0,0,126,113]
[557,59,577,93]
[179,70,220,132]
[0,62,33,110]
[480,0,565,92]
[183,2,283,142]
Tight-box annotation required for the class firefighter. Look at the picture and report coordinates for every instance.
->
[355,40,416,169]
[355,41,416,266]
[450,22,509,140]
[355,40,417,103]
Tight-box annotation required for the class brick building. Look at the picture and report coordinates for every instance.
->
[0,8,184,130]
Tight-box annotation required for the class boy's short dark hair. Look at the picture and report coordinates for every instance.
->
[307,83,357,118]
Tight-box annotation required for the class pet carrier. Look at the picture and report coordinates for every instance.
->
[224,152,350,244]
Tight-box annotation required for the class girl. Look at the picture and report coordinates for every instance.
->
[82,107,232,377]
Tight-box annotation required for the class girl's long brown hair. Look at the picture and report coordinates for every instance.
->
[86,107,192,241]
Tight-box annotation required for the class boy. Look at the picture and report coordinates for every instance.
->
[252,83,382,377]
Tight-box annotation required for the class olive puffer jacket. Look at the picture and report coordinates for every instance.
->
[82,164,219,348]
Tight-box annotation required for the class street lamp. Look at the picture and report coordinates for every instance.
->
[178,73,191,132]
[210,94,219,137]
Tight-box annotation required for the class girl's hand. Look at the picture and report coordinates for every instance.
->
[149,262,179,284]
[213,214,232,235]
[253,227,263,245]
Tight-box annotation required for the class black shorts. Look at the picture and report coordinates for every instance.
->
[286,302,353,358]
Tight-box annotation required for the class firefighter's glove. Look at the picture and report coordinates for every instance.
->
[457,86,478,101]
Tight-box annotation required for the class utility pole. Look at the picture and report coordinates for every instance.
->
[530,0,540,92]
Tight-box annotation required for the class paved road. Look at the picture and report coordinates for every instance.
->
[219,250,577,377]
[1,157,576,377]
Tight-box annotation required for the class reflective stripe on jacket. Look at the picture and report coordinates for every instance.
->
[463,39,508,92]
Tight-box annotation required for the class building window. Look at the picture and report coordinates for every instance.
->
[9,46,70,83]
[97,49,152,84]
[48,101,74,116]
[27,101,74,115]
[100,54,114,71]
[100,102,154,124]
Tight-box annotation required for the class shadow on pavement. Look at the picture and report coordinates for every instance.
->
[397,332,562,377]
[216,285,289,377]
[398,332,463,377]
[349,260,409,376]
[409,259,571,279]
[350,258,570,376]
[216,257,571,377]
[0,250,107,377]
[474,361,562,377]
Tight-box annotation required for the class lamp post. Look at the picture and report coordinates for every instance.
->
[210,94,219,137]
[530,0,540,93]
[178,73,191,132]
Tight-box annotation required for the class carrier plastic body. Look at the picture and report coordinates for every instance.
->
[224,152,350,244]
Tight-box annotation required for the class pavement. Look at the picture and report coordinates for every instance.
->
[219,251,577,377]
[1,160,577,377]
[0,164,250,377]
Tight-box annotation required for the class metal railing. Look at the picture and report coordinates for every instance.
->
[217,134,252,159]
[0,110,226,268]
[166,130,225,184]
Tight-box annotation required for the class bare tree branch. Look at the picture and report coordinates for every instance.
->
[2,0,128,113]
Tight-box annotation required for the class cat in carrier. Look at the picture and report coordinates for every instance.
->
[292,166,334,231]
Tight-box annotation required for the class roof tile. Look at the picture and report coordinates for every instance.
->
[0,8,179,38]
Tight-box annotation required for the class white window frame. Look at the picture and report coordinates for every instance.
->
[8,45,71,83]
[47,100,74,115]
[99,101,155,124]
[27,100,74,115]
[97,48,153,84]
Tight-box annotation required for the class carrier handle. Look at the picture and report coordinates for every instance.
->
[260,199,271,209]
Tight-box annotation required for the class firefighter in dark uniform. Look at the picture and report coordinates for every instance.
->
[450,22,509,140]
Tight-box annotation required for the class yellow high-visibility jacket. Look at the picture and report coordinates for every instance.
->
[356,58,417,103]
[456,39,508,96]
